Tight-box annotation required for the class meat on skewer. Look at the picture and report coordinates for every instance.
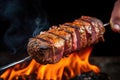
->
[27,16,105,64]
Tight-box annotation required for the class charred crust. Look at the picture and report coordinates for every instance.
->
[27,16,105,64]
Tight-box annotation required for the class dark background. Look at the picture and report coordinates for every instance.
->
[0,0,119,67]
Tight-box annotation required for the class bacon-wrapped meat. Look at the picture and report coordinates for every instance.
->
[27,16,105,64]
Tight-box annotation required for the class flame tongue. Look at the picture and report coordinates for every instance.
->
[0,47,100,80]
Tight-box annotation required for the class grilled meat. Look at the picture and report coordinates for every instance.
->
[27,16,105,64]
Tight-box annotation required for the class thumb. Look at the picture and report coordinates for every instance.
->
[110,0,120,33]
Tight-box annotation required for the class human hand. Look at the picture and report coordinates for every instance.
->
[110,0,120,33]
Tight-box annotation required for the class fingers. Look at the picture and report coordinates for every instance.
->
[110,0,120,33]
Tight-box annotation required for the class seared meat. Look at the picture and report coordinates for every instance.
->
[27,16,105,64]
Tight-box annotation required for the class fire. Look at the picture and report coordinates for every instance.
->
[0,47,100,80]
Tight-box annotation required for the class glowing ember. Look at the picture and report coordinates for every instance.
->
[0,47,100,80]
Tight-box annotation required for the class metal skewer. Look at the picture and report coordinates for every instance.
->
[103,22,110,27]
[0,23,110,71]
[0,56,32,71]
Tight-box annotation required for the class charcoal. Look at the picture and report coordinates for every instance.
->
[70,71,111,80]
[0,78,3,80]
[0,71,111,80]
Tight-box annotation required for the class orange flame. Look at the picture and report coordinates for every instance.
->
[0,47,100,80]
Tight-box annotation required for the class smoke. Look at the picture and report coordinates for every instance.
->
[32,16,49,37]
[0,0,49,54]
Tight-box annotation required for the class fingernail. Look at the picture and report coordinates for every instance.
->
[112,24,120,33]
